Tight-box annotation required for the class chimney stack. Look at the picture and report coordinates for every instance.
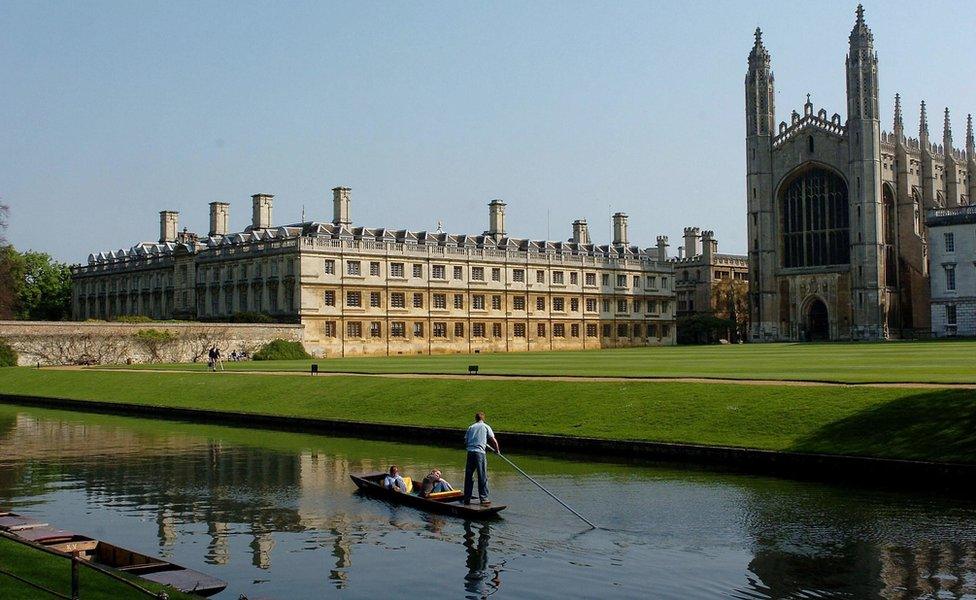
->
[487,199,506,238]
[702,230,717,263]
[159,211,178,243]
[209,202,230,237]
[251,194,273,230]
[332,187,351,226]
[655,235,669,261]
[612,212,628,246]
[683,227,702,258]
[572,219,590,244]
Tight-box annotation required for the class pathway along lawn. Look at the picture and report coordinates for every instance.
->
[0,536,198,600]
[124,339,976,384]
[3,368,976,464]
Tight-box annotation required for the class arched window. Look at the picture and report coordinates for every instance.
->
[882,185,897,286]
[781,167,850,268]
[808,135,815,153]
[912,190,921,235]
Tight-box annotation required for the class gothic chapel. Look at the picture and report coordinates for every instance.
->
[746,5,976,341]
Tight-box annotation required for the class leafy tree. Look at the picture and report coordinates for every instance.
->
[711,277,750,343]
[0,245,20,319]
[15,251,72,321]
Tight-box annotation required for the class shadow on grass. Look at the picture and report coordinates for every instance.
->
[789,389,976,463]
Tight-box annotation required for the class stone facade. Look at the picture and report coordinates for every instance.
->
[0,321,303,365]
[926,206,976,337]
[670,227,749,317]
[746,5,974,341]
[72,190,677,357]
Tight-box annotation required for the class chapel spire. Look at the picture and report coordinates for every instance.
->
[893,93,903,135]
[745,27,774,137]
[849,3,874,50]
[846,4,877,120]
[967,114,975,156]
[944,108,953,152]
[919,101,929,143]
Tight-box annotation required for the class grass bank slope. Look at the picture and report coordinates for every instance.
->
[125,340,976,383]
[3,368,976,463]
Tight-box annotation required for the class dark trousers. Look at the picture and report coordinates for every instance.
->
[463,451,488,502]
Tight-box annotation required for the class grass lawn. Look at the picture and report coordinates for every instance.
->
[122,339,976,383]
[3,368,976,463]
[0,536,197,600]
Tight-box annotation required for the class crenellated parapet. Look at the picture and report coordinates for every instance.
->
[773,95,845,149]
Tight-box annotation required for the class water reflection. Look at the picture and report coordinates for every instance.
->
[3,404,976,599]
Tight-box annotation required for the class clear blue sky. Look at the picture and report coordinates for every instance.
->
[2,1,974,262]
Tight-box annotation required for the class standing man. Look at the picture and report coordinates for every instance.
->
[463,412,499,506]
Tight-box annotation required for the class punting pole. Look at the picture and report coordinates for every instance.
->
[491,449,597,529]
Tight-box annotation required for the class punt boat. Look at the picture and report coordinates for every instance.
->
[0,512,227,597]
[350,473,506,519]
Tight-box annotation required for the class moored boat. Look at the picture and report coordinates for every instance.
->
[0,511,227,597]
[350,472,506,519]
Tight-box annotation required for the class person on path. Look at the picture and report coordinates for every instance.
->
[462,412,499,506]
[207,346,216,371]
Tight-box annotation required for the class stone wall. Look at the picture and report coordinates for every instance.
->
[0,321,304,366]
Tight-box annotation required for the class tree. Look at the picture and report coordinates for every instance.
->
[711,277,750,343]
[15,251,72,321]
[0,203,17,319]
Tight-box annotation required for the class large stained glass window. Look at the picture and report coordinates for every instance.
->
[782,168,849,268]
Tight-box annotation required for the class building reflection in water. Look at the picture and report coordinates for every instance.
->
[741,487,976,600]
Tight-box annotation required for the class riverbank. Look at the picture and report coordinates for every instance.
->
[2,368,976,475]
[0,535,197,600]
[121,339,976,383]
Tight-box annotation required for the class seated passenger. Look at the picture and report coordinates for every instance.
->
[383,465,408,493]
[419,469,454,497]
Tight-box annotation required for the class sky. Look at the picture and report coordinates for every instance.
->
[2,0,975,263]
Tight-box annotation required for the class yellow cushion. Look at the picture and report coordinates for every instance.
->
[402,476,413,493]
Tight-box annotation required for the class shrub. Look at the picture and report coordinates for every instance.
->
[133,328,177,363]
[0,340,17,367]
[114,315,154,323]
[253,339,311,361]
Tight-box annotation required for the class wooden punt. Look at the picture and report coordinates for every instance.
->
[0,511,227,597]
[350,473,506,519]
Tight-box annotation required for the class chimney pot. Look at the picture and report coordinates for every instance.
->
[332,187,351,226]
[251,194,273,230]
[612,212,628,246]
[159,211,179,243]
[209,202,230,237]
[486,199,506,238]
[572,219,590,244]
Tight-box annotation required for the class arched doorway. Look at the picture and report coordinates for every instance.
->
[806,298,829,341]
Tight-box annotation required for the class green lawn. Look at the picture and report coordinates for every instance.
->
[3,367,976,463]
[122,340,976,383]
[0,535,197,600]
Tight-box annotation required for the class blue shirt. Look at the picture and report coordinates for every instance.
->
[465,421,495,454]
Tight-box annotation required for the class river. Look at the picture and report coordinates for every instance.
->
[1,403,974,599]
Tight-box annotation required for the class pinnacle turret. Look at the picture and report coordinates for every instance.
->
[944,107,953,152]
[893,93,903,134]
[919,101,929,142]
[967,114,974,156]
[849,3,874,50]
[748,27,770,67]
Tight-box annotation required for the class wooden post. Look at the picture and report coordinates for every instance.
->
[70,556,80,600]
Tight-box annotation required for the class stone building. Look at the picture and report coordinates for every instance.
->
[670,227,749,317]
[746,5,975,341]
[72,189,677,356]
[926,206,976,337]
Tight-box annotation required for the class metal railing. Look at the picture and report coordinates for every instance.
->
[0,530,170,599]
